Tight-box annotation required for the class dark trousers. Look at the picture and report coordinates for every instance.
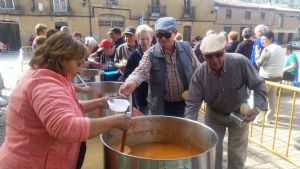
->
[282,71,295,81]
[134,82,148,115]
[164,101,186,117]
[76,142,86,169]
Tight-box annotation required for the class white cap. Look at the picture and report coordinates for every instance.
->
[200,33,226,54]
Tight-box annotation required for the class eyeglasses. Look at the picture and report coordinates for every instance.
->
[156,32,172,39]
[203,52,224,60]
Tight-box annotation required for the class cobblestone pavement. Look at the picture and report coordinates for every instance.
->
[1,51,300,168]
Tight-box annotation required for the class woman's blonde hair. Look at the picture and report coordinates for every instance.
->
[35,35,47,47]
[135,24,154,39]
[175,33,183,41]
[29,32,88,75]
[228,31,239,41]
[35,23,47,35]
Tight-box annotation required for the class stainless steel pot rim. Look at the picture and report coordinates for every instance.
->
[77,81,124,88]
[100,115,219,161]
[85,81,124,85]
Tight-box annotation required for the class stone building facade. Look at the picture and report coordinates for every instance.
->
[0,0,300,50]
[0,0,215,49]
[214,0,300,44]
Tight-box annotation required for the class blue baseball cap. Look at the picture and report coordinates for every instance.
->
[155,17,177,31]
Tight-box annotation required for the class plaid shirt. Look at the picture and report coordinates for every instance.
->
[127,44,199,102]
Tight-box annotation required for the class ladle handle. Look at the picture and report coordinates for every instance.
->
[76,74,88,87]
[120,131,127,152]
[120,111,132,152]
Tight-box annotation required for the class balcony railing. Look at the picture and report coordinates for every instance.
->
[0,8,20,14]
[181,6,195,20]
[146,5,166,19]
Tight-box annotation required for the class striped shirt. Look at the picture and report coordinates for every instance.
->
[127,44,199,102]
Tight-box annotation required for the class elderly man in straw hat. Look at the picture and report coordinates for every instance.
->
[184,33,268,169]
[119,17,199,117]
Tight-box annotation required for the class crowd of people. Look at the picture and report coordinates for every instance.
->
[0,16,299,169]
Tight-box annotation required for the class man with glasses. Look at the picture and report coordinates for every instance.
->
[119,17,199,117]
[184,33,267,169]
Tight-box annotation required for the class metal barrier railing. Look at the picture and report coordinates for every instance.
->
[198,81,300,167]
[249,81,300,168]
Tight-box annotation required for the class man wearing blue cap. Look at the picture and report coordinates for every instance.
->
[119,17,200,117]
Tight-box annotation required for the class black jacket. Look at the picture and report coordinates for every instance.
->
[225,41,240,53]
[235,39,254,60]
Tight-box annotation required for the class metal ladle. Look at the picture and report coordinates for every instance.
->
[76,74,88,87]
[120,97,133,153]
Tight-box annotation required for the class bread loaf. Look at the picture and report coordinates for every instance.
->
[240,103,251,115]
[181,91,189,100]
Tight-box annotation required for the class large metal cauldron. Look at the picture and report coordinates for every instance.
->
[77,68,101,83]
[77,81,131,117]
[101,115,218,169]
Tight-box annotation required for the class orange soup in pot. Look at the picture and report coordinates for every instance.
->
[114,142,201,159]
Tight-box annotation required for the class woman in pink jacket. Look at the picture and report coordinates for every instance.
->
[0,32,130,169]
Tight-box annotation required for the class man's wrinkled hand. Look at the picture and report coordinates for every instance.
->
[118,80,137,97]
[242,108,258,123]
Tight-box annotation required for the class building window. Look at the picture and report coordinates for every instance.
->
[55,22,68,30]
[53,0,68,12]
[183,0,191,16]
[260,12,265,21]
[245,11,251,20]
[99,15,124,28]
[278,33,284,44]
[278,14,284,28]
[224,26,231,33]
[107,0,118,5]
[183,26,191,41]
[150,0,160,14]
[0,0,15,9]
[287,33,293,42]
[226,9,232,19]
